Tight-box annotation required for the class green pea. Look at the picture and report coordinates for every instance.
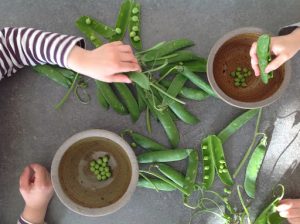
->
[237,74,243,79]
[130,31,136,37]
[104,167,109,172]
[131,142,137,148]
[223,169,228,173]
[115,27,122,34]
[90,35,96,41]
[99,167,104,171]
[94,164,99,169]
[132,7,139,14]
[97,159,102,164]
[236,67,241,72]
[236,72,241,76]
[90,167,95,172]
[204,175,209,180]
[102,176,107,180]
[101,171,106,175]
[85,18,91,25]
[230,72,235,77]
[202,145,208,150]
[243,68,248,73]
[224,188,232,194]
[204,166,209,170]
[219,160,225,164]
[247,71,252,76]
[241,83,247,88]
[133,36,140,42]
[94,170,100,175]
[106,172,111,177]
[203,156,209,160]
[234,78,239,82]
[132,16,139,22]
[234,82,240,87]
[102,156,109,163]
[132,26,139,31]
[90,161,96,167]
[219,169,223,173]
[220,165,224,169]
[240,78,245,82]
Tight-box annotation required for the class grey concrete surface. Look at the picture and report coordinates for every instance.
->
[0,0,300,223]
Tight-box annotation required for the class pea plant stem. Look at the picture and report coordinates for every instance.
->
[233,108,263,178]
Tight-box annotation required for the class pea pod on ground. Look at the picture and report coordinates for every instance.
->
[114,83,140,122]
[128,2,142,50]
[95,80,109,110]
[156,163,186,187]
[136,85,147,112]
[183,149,199,195]
[137,177,176,191]
[75,19,103,47]
[217,109,259,143]
[138,148,193,163]
[244,135,268,198]
[201,136,215,189]
[162,74,188,105]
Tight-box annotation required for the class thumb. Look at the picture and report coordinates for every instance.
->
[110,74,132,83]
[265,54,287,73]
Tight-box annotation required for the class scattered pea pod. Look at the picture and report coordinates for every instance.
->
[95,81,109,110]
[128,72,150,90]
[97,82,128,115]
[125,130,168,151]
[138,148,193,163]
[217,109,259,143]
[244,135,268,198]
[210,135,234,186]
[254,185,285,224]
[257,34,273,84]
[114,83,140,122]
[76,16,116,40]
[136,85,147,112]
[201,136,215,189]
[162,74,187,105]
[137,177,176,191]
[75,19,102,47]
[129,2,142,50]
[149,51,204,66]
[111,0,133,41]
[142,39,194,62]
[177,66,216,96]
[156,163,186,187]
[33,65,73,88]
[183,149,199,195]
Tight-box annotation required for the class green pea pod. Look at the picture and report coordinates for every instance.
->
[244,135,268,198]
[136,85,146,112]
[137,178,176,191]
[179,66,216,96]
[97,82,128,115]
[183,59,207,73]
[128,131,168,151]
[33,65,72,88]
[75,19,102,47]
[210,135,234,186]
[156,163,185,187]
[183,150,199,195]
[160,79,209,101]
[138,149,193,163]
[218,109,259,143]
[111,0,133,41]
[95,80,109,110]
[114,83,140,122]
[128,72,150,90]
[129,2,142,50]
[150,51,204,66]
[162,74,187,105]
[53,66,76,80]
[257,34,273,84]
[142,39,194,62]
[201,137,215,189]
[254,185,285,224]
[169,102,199,125]
[76,16,116,40]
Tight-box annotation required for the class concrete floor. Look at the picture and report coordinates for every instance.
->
[0,0,300,223]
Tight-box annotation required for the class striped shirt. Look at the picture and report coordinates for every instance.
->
[0,27,85,81]
[18,216,47,224]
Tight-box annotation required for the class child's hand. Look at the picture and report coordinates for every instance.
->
[19,164,54,224]
[250,28,300,76]
[68,41,141,83]
[277,199,300,224]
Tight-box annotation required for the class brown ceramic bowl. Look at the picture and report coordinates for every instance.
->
[51,129,139,217]
[207,27,291,108]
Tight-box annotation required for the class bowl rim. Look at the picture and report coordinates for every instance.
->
[207,27,291,109]
[51,129,139,217]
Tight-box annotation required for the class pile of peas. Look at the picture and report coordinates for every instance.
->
[218,159,228,174]
[89,155,112,181]
[129,7,141,42]
[230,67,252,88]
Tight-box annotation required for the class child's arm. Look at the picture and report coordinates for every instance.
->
[250,25,300,76]
[0,27,140,83]
[18,164,53,224]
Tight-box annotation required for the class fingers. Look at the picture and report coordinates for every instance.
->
[278,199,300,211]
[287,218,300,224]
[265,54,287,73]
[29,163,51,186]
[109,41,123,46]
[118,45,134,54]
[110,74,132,83]
[119,52,139,64]
[279,208,300,218]
[249,42,260,76]
[19,166,32,191]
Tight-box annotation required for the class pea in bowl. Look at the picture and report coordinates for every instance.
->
[51,129,139,217]
[207,27,291,109]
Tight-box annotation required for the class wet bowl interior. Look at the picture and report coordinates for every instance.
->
[207,27,291,108]
[51,129,139,217]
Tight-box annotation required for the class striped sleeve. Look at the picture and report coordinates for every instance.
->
[18,216,47,224]
[0,27,85,80]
